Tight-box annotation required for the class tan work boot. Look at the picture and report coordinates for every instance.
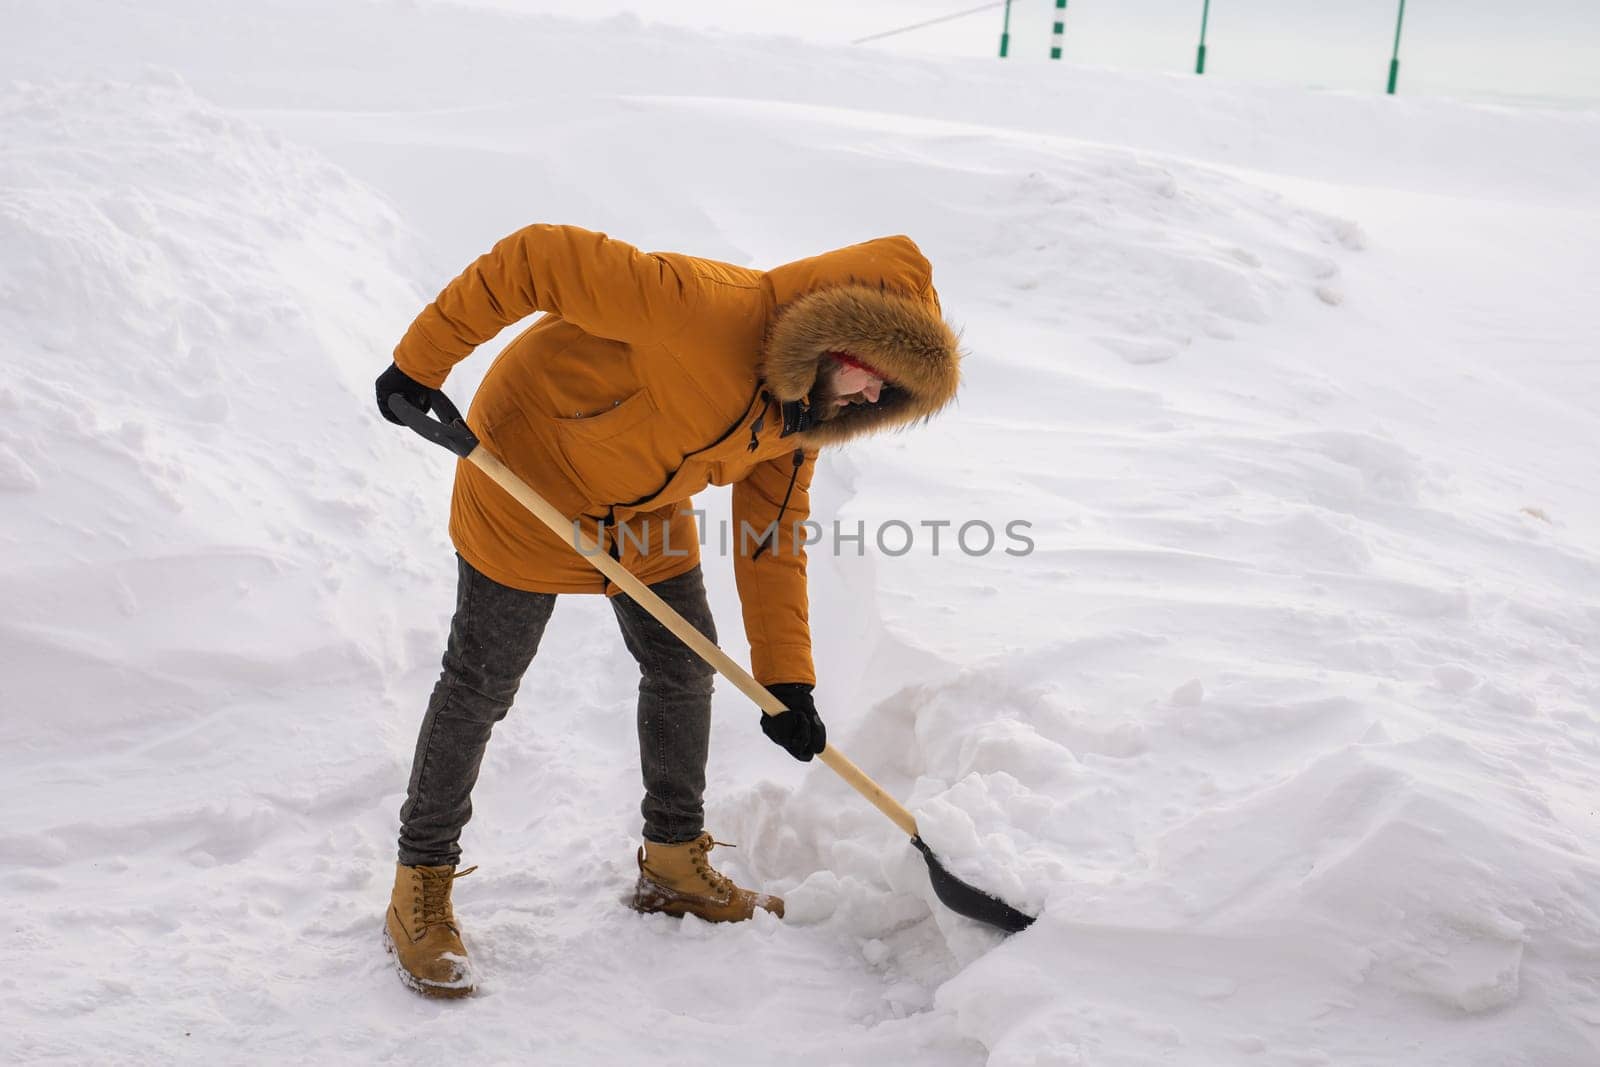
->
[383,862,478,998]
[631,833,784,922]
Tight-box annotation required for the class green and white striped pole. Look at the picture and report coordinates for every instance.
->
[1387,0,1407,94]
[1196,0,1212,74]
[1050,0,1067,60]
[999,0,1012,58]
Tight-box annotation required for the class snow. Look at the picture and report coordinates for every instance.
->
[4,1,1600,1064]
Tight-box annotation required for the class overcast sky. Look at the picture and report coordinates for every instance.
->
[449,0,1600,104]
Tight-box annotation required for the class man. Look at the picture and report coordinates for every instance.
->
[374,224,960,998]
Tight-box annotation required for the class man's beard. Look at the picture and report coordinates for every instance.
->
[807,378,843,421]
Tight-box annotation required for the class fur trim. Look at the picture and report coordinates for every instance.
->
[759,286,961,446]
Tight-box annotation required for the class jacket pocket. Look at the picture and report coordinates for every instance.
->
[552,388,670,505]
[478,406,592,520]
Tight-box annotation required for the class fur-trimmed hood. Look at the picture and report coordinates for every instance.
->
[759,237,962,446]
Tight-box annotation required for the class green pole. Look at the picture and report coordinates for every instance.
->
[1387,0,1407,94]
[1050,0,1068,60]
[999,0,1012,58]
[1196,0,1212,74]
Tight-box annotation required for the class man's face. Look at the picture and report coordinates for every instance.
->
[824,360,884,410]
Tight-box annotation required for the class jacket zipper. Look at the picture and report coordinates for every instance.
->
[747,392,768,452]
[599,385,768,514]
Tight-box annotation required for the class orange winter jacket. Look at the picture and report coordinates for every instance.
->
[393,225,959,686]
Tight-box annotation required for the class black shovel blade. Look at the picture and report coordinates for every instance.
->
[911,835,1036,934]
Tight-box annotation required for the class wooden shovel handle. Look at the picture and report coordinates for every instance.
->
[464,446,921,839]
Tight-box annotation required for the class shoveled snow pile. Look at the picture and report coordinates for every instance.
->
[0,72,447,752]
[4,3,1600,1065]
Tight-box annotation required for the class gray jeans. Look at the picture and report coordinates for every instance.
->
[397,556,716,867]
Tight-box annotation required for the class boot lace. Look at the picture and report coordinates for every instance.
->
[413,865,477,931]
[690,837,737,900]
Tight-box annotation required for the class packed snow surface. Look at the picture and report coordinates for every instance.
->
[4,2,1599,1064]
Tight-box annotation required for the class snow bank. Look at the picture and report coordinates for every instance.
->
[0,74,442,753]
[0,76,457,1056]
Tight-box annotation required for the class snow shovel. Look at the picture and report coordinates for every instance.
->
[390,389,1036,934]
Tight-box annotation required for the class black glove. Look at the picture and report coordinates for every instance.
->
[375,361,432,425]
[761,683,826,762]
